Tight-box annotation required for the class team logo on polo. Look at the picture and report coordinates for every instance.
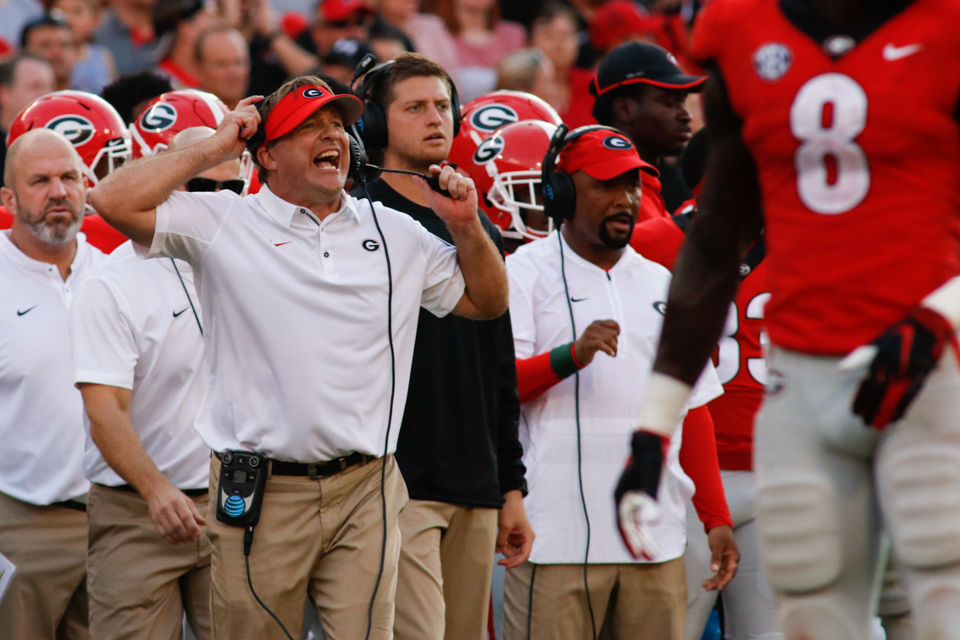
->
[46,115,95,146]
[602,135,632,150]
[469,105,518,132]
[753,43,791,81]
[301,87,324,99]
[653,301,667,315]
[362,239,380,251]
[140,103,178,131]
[473,134,504,164]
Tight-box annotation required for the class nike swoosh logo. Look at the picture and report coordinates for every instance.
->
[882,43,922,61]
[570,297,588,303]
[172,307,190,318]
[273,241,292,247]
[16,305,37,316]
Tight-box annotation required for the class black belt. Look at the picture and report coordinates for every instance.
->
[215,451,375,478]
[100,483,208,498]
[53,499,87,512]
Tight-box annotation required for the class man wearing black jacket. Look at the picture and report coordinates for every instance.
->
[354,53,532,640]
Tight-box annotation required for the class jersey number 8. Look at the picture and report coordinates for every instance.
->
[790,73,870,215]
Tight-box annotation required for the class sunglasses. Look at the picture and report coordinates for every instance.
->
[329,15,370,29]
[186,177,245,194]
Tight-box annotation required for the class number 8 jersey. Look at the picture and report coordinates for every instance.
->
[690,0,960,355]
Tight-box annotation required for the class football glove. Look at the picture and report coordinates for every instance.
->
[850,306,957,429]
[614,430,670,560]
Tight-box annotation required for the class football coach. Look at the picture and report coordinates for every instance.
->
[90,76,507,639]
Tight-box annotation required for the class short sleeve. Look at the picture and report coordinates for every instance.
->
[506,253,537,359]
[688,362,724,410]
[148,190,240,264]
[71,276,138,389]
[413,217,466,317]
[688,0,726,68]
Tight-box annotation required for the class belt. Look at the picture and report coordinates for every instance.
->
[53,499,87,512]
[100,483,208,498]
[215,451,375,479]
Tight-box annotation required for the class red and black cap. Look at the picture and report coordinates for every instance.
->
[590,42,705,97]
[557,129,654,180]
[263,84,363,143]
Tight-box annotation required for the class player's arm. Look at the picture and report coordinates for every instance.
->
[89,96,263,248]
[78,383,205,545]
[616,67,763,559]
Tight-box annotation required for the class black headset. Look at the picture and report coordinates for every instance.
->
[352,54,462,152]
[540,124,633,226]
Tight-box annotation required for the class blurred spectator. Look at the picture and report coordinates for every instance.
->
[0,0,43,55]
[529,3,595,127]
[53,0,116,94]
[156,2,218,89]
[589,0,691,66]
[20,12,77,91]
[0,53,55,182]
[589,0,659,55]
[295,0,373,58]
[100,70,173,124]
[194,25,250,109]
[495,48,558,106]
[375,0,457,72]
[367,18,414,62]
[437,0,525,102]
[322,38,376,86]
[95,0,163,76]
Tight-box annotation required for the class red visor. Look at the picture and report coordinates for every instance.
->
[264,85,363,143]
[558,129,653,180]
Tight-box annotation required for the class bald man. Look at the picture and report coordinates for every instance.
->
[71,126,230,640]
[0,129,105,640]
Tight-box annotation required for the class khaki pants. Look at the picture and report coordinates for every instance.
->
[207,454,408,640]
[394,500,498,640]
[503,559,686,640]
[0,491,89,640]
[87,483,211,640]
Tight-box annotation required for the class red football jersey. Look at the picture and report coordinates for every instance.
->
[691,0,960,354]
[632,212,768,470]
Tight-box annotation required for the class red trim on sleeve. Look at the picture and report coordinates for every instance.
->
[516,353,564,404]
[679,406,732,531]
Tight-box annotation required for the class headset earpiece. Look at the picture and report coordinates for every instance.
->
[347,125,369,183]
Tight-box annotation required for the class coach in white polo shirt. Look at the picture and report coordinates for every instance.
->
[502,127,724,640]
[90,76,508,639]
[0,129,104,639]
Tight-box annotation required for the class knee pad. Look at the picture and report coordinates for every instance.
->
[881,449,960,569]
[756,474,842,594]
[779,597,865,640]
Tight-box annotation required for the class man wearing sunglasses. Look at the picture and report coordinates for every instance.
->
[171,127,247,196]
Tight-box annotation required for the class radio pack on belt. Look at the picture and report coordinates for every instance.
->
[216,450,268,528]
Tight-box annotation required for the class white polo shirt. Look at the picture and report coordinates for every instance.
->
[71,242,210,489]
[507,232,722,564]
[0,230,104,505]
[144,186,465,461]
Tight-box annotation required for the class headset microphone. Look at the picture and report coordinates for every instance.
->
[366,164,451,197]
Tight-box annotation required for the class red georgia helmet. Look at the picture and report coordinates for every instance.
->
[461,119,558,242]
[131,89,229,158]
[7,90,131,187]
[449,90,562,178]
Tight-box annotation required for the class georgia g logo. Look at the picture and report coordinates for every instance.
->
[362,239,380,251]
[301,87,325,99]
[602,135,632,150]
[139,103,178,131]
[473,134,504,164]
[469,105,518,132]
[46,115,95,147]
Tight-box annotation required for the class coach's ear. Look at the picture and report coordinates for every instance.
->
[256,145,278,173]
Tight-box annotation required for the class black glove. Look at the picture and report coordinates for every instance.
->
[614,430,669,559]
[852,306,956,429]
